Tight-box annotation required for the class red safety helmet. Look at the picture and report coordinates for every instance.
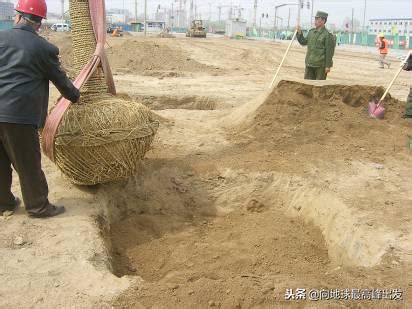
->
[16,0,47,19]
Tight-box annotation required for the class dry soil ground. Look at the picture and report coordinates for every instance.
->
[0,32,411,308]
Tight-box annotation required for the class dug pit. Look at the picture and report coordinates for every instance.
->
[97,163,409,308]
[93,81,411,307]
[89,81,412,307]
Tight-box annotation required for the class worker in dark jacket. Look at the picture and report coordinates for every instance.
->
[402,53,412,118]
[0,0,80,218]
[296,11,335,80]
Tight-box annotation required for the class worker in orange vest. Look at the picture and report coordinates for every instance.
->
[112,27,121,37]
[378,33,391,69]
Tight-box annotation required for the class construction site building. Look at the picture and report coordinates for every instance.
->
[369,18,412,36]
[225,18,247,38]
[0,0,13,30]
[0,1,12,20]
[131,21,166,33]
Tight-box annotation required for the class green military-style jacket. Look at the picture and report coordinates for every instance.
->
[296,26,334,68]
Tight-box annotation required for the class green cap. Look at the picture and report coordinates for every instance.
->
[315,11,328,20]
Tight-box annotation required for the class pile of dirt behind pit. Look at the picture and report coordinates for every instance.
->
[234,80,411,166]
[117,93,219,110]
[107,40,222,76]
[44,32,74,74]
[46,36,223,77]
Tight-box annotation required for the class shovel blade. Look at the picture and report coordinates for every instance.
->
[368,101,385,119]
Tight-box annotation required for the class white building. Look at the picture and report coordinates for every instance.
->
[146,21,166,33]
[0,1,13,21]
[225,18,247,38]
[107,13,127,24]
[368,18,412,36]
[107,8,131,24]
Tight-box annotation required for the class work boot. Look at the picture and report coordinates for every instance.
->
[0,197,21,214]
[29,205,65,218]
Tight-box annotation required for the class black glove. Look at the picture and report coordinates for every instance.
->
[403,54,412,71]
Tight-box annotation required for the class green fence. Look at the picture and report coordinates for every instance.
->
[171,27,187,33]
[247,29,412,49]
[336,32,411,49]
[247,29,276,39]
[0,20,13,31]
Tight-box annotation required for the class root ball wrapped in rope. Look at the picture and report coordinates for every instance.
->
[42,0,159,185]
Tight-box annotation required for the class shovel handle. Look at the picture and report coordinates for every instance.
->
[269,30,298,88]
[377,50,412,106]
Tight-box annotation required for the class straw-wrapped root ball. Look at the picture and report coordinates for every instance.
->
[48,0,159,185]
[54,97,159,185]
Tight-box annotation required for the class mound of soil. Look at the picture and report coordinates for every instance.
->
[157,33,176,38]
[236,81,411,167]
[107,40,220,75]
[44,32,73,73]
[117,93,218,110]
[47,35,222,77]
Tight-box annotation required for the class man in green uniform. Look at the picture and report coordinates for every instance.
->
[402,53,412,118]
[296,11,335,80]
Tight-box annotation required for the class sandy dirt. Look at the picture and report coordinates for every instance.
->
[0,32,411,308]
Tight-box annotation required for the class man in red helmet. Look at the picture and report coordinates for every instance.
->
[0,0,80,218]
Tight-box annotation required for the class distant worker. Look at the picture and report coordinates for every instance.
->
[0,0,80,218]
[378,33,391,69]
[296,11,336,80]
[402,53,412,118]
[112,27,121,37]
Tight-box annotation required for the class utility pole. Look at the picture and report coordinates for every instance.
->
[184,0,187,25]
[311,0,314,22]
[288,8,291,30]
[144,0,147,36]
[351,8,354,44]
[178,0,182,28]
[217,5,234,24]
[253,0,258,30]
[135,0,138,22]
[122,0,125,18]
[274,6,278,39]
[190,0,194,23]
[274,4,297,40]
[362,0,367,45]
[61,0,64,20]
[171,2,174,29]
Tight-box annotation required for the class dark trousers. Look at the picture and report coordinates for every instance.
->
[304,66,327,80]
[0,123,50,214]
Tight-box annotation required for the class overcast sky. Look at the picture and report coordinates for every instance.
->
[10,0,412,27]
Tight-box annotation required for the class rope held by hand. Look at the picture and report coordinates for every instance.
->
[41,0,115,161]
